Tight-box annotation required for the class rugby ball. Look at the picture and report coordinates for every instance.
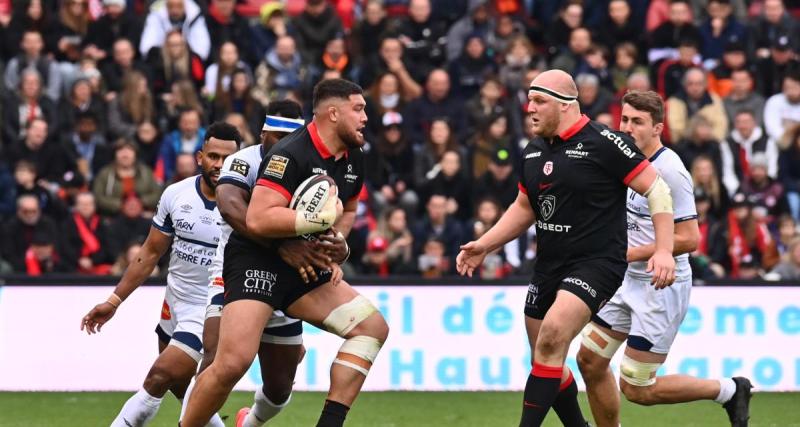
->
[290,174,338,238]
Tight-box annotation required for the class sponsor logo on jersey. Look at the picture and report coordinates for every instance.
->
[536,220,572,232]
[563,276,597,298]
[312,167,328,175]
[175,219,195,231]
[230,158,250,176]
[345,164,358,182]
[161,300,171,320]
[600,129,636,158]
[200,215,214,225]
[525,151,542,159]
[180,204,193,212]
[244,269,278,296]
[538,194,556,220]
[212,277,224,287]
[526,283,539,306]
[627,221,641,232]
[265,155,289,179]
[565,142,589,158]
[543,161,553,175]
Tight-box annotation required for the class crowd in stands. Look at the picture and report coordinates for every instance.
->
[1,0,800,282]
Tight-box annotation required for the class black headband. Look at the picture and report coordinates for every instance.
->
[529,85,578,103]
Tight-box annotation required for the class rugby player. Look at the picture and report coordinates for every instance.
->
[182,79,389,427]
[80,125,240,427]
[576,90,752,427]
[457,70,676,427]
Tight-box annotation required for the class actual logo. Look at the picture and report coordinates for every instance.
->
[538,194,556,220]
[543,161,553,175]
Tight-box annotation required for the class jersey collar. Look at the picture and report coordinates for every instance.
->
[195,176,217,211]
[558,114,590,141]
[308,121,349,160]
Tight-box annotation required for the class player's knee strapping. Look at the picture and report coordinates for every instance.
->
[620,355,661,387]
[323,295,384,376]
[580,323,623,359]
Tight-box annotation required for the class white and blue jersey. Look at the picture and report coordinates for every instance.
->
[625,147,697,279]
[152,175,220,305]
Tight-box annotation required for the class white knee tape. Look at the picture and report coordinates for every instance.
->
[620,355,660,387]
[322,295,377,337]
[580,323,623,359]
[333,336,384,376]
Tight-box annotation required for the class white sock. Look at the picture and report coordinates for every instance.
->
[110,388,163,427]
[207,413,226,427]
[244,388,291,427]
[178,377,225,427]
[715,378,737,404]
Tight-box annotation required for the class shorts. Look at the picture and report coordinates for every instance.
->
[155,286,204,362]
[524,259,626,319]
[593,272,692,354]
[207,275,304,345]
[223,241,331,312]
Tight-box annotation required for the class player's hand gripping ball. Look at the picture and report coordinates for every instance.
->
[291,174,342,237]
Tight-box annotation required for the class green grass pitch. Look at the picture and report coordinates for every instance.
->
[0,391,798,426]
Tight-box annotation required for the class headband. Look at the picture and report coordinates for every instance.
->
[528,85,578,104]
[262,115,305,132]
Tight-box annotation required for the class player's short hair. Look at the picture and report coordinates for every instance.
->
[312,78,363,110]
[266,99,304,119]
[622,90,665,124]
[205,121,242,148]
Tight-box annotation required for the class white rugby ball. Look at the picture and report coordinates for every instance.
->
[290,175,338,237]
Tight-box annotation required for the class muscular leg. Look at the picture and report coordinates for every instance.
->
[179,318,225,427]
[521,291,591,427]
[576,323,627,427]
[619,348,717,405]
[240,342,305,426]
[181,300,273,427]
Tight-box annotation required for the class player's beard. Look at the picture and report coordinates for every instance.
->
[338,124,364,149]
[201,168,217,189]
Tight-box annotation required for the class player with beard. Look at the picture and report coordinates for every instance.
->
[81,123,240,427]
[182,79,389,427]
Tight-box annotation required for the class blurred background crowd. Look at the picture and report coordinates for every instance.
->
[1,0,800,282]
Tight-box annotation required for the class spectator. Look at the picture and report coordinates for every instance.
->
[676,115,725,175]
[366,112,418,216]
[56,171,88,216]
[63,111,112,180]
[474,147,519,210]
[59,192,114,274]
[750,0,800,55]
[397,0,448,72]
[253,35,307,102]
[52,0,91,63]
[470,197,513,279]
[139,0,210,61]
[667,67,729,142]
[250,2,292,61]
[0,161,15,220]
[364,72,408,140]
[7,118,75,186]
[575,43,615,91]
[775,214,799,256]
[204,41,252,100]
[417,236,451,278]
[111,240,160,276]
[754,34,799,97]
[82,0,142,63]
[360,36,424,101]
[350,0,388,64]
[692,188,728,279]
[465,77,510,142]
[4,0,56,59]
[108,71,155,140]
[544,0,583,57]
[170,152,198,184]
[576,73,614,120]
[363,208,417,276]
[212,69,265,140]
[698,0,747,62]
[93,139,161,216]
[610,42,648,92]
[550,26,592,75]
[3,30,61,103]
[691,154,730,220]
[155,108,204,182]
[739,153,786,222]
[290,0,343,63]
[413,193,464,261]
[57,78,107,136]
[648,0,701,63]
[0,194,58,272]
[3,69,58,145]
[724,192,779,277]
[108,193,151,255]
[404,69,466,144]
[446,0,493,61]
[769,237,800,280]
[707,41,749,98]
[205,0,256,66]
[11,160,67,220]
[23,230,70,275]
[223,113,256,148]
[764,70,800,143]
[468,114,512,180]
[498,35,547,95]
[413,117,461,189]
[485,13,522,57]
[100,38,151,97]
[779,124,800,220]
[147,30,205,95]
[597,0,644,55]
[723,68,765,125]
[134,121,161,168]
[158,79,207,132]
[722,110,778,194]
[424,150,472,221]
[655,38,702,99]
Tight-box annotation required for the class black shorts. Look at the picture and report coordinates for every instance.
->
[524,259,626,319]
[223,241,331,311]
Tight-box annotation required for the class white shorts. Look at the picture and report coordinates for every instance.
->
[594,272,692,354]
[156,286,205,362]
[206,275,303,346]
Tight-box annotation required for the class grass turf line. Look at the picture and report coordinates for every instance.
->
[0,391,798,426]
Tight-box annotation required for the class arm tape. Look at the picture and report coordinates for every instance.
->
[643,175,673,215]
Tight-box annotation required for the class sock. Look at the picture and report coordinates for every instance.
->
[179,377,195,421]
[244,388,291,427]
[110,388,163,427]
[207,413,225,427]
[715,378,737,404]
[520,362,563,427]
[551,370,587,427]
[316,399,350,427]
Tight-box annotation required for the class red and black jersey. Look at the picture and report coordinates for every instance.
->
[518,115,649,274]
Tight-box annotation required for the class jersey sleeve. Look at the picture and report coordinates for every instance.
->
[255,148,299,202]
[664,166,698,223]
[595,129,649,185]
[217,152,253,191]
[151,186,175,234]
